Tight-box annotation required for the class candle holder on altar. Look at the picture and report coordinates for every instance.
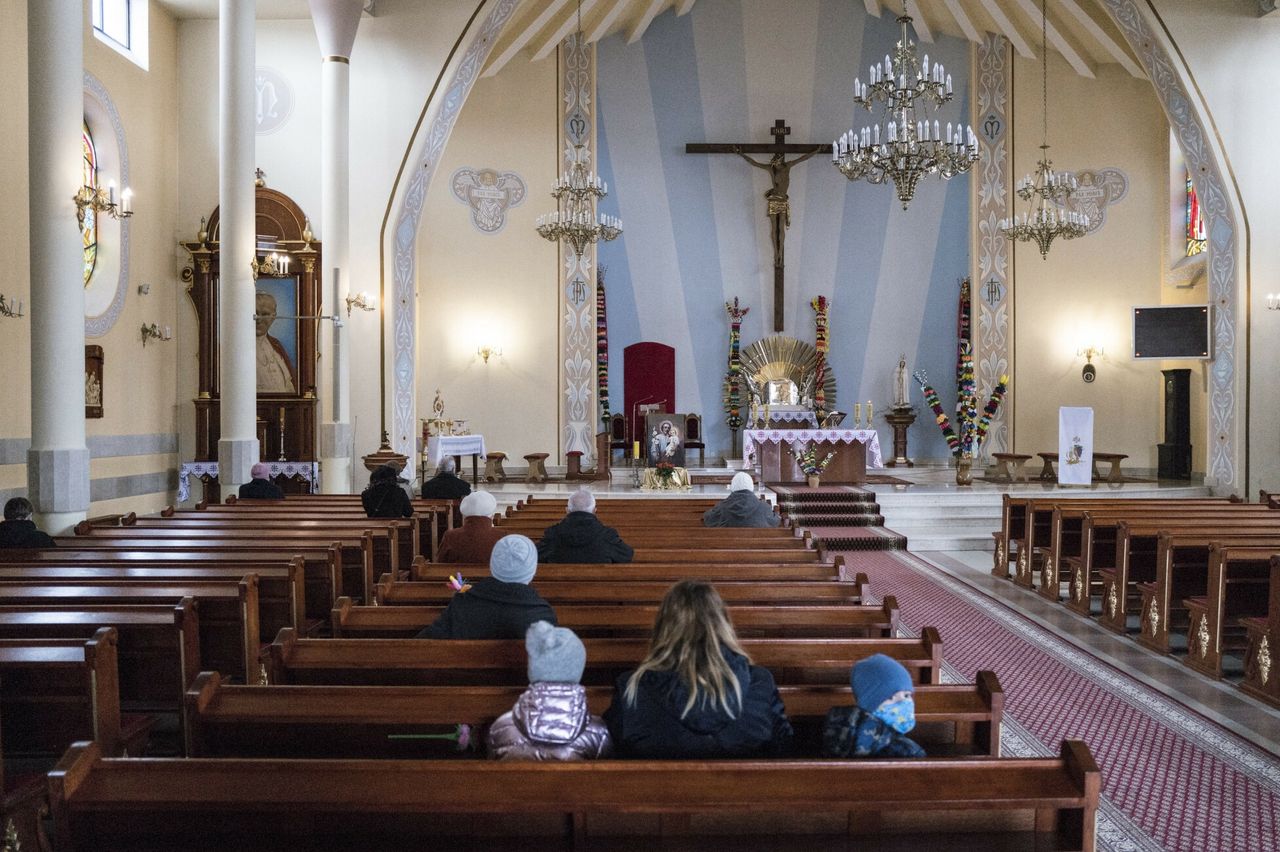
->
[884,404,918,468]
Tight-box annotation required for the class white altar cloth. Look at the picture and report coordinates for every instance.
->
[177,460,320,502]
[425,434,487,466]
[743,429,884,469]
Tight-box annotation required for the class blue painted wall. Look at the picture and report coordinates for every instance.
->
[596,0,972,460]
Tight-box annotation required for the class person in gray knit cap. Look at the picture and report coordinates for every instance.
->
[415,535,556,639]
[487,621,612,761]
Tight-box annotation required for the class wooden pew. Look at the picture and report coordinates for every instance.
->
[0,579,259,685]
[0,629,124,761]
[47,739,1100,851]
[331,597,899,641]
[187,502,447,560]
[374,576,870,607]
[1,701,48,852]
[412,556,855,583]
[0,561,304,641]
[1240,557,1280,707]
[267,628,943,687]
[0,602,200,739]
[184,669,1004,758]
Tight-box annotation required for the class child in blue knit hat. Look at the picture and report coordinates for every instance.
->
[821,653,926,758]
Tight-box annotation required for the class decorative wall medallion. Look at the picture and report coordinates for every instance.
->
[1259,636,1272,685]
[1196,615,1211,660]
[1057,168,1128,234]
[1106,584,1118,620]
[254,67,293,135]
[1147,598,1160,637]
[451,167,526,233]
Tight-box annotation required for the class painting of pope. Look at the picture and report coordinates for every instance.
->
[255,290,297,393]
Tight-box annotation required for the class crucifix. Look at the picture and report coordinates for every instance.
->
[687,119,832,331]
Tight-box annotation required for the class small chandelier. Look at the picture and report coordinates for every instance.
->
[833,7,978,209]
[999,0,1089,258]
[535,0,622,257]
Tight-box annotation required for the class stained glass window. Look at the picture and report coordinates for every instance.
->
[1186,170,1206,257]
[82,121,98,286]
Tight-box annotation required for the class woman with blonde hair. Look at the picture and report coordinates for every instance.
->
[602,580,793,758]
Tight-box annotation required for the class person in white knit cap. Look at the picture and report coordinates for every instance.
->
[702,472,780,528]
[487,621,612,761]
[416,534,556,639]
[436,490,507,563]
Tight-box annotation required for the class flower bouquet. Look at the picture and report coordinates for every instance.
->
[654,461,676,485]
[789,444,836,487]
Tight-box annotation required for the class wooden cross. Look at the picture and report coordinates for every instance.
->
[687,119,832,331]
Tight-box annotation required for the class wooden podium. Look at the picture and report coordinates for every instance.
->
[755,438,867,485]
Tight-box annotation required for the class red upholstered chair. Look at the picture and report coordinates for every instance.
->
[684,413,706,467]
[608,413,630,462]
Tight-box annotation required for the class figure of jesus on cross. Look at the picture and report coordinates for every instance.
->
[687,120,831,331]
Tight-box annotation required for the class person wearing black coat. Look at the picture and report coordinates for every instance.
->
[0,498,56,550]
[603,580,793,759]
[238,463,285,500]
[702,473,780,528]
[537,489,633,564]
[362,464,413,519]
[417,534,557,639]
[420,457,472,500]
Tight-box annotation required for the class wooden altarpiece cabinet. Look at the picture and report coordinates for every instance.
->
[181,186,321,488]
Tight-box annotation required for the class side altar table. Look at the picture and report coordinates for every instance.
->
[744,429,883,485]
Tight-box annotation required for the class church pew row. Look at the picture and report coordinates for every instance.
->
[412,556,856,582]
[0,602,200,744]
[1158,544,1274,673]
[49,533,377,604]
[0,562,303,642]
[1240,557,1280,706]
[0,629,125,762]
[0,579,259,685]
[374,575,870,608]
[494,527,810,549]
[45,739,1099,852]
[266,629,942,687]
[184,670,1004,759]
[330,598,899,641]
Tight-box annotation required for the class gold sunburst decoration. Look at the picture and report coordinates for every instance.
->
[738,336,837,412]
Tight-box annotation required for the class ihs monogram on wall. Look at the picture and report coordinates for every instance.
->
[451,167,527,234]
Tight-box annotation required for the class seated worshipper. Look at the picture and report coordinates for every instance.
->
[603,580,793,758]
[237,462,285,500]
[437,490,508,564]
[0,497,56,549]
[702,472,780,528]
[487,621,612,761]
[416,534,556,639]
[537,489,634,564]
[822,653,925,758]
[421,457,472,500]
[361,464,413,519]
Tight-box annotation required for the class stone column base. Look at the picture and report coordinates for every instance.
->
[319,422,353,494]
[27,446,91,533]
[218,438,260,491]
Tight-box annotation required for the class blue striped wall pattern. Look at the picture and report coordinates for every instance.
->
[595,0,972,461]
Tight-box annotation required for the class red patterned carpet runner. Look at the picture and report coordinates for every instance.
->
[772,486,905,551]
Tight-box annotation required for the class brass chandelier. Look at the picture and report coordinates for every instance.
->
[999,0,1089,258]
[535,0,622,258]
[833,7,979,209]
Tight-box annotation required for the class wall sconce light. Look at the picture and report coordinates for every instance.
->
[74,181,133,226]
[250,252,291,281]
[0,294,24,319]
[345,291,375,315]
[1266,294,1280,311]
[141,323,172,346]
[477,345,502,364]
[1077,346,1103,383]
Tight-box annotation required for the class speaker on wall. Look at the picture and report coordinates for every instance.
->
[1158,368,1192,480]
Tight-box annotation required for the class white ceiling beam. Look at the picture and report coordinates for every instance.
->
[1010,0,1094,78]
[532,0,603,60]
[863,0,881,17]
[587,0,632,43]
[942,0,982,43]
[1054,0,1144,78]
[902,1,933,42]
[627,0,666,45]
[676,0,695,15]
[978,0,1036,59]
[483,0,572,78]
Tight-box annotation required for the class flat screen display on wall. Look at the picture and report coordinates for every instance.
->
[1132,305,1212,359]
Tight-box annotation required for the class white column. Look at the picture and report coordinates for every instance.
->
[309,0,362,493]
[218,0,259,489]
[27,0,90,534]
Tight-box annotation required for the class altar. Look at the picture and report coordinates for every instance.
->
[744,428,883,485]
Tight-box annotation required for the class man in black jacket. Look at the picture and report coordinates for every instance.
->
[0,497,56,549]
[238,462,285,500]
[421,457,472,500]
[537,489,634,564]
[417,534,556,639]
